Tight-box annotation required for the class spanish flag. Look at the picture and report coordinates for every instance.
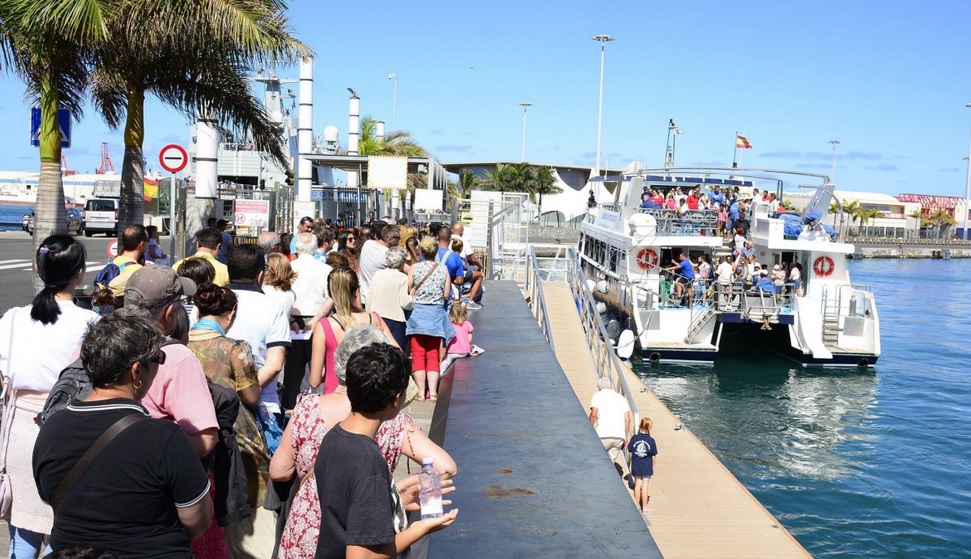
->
[143,177,158,201]
[735,135,753,149]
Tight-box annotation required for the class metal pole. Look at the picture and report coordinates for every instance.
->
[520,102,532,162]
[964,103,971,240]
[169,173,176,258]
[592,34,614,178]
[829,139,841,182]
[389,73,397,131]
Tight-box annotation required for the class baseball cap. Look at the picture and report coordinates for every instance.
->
[123,266,197,317]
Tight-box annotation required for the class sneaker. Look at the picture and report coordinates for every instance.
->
[465,301,482,310]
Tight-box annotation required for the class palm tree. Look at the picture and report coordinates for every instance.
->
[929,209,955,239]
[842,200,861,233]
[358,115,426,157]
[458,169,478,199]
[856,208,882,238]
[91,0,309,236]
[483,163,511,193]
[533,165,562,213]
[0,0,111,292]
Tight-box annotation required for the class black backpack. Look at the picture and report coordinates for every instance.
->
[38,337,179,425]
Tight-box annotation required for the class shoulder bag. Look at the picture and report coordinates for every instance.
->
[50,413,146,512]
[412,263,440,294]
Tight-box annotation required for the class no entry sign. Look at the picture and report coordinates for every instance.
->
[159,144,188,174]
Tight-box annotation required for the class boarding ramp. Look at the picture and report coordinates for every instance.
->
[427,280,661,558]
[525,248,814,559]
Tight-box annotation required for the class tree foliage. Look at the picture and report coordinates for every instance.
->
[480,162,561,207]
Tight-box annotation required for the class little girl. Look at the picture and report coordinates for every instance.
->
[628,417,658,512]
[441,302,474,372]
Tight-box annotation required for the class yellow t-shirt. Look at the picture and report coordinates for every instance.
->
[172,252,229,286]
[107,256,143,296]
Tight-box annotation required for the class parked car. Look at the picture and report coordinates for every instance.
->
[28,208,83,236]
[83,198,119,237]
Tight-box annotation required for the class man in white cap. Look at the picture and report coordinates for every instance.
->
[589,377,632,468]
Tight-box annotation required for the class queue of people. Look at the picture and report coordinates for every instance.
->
[0,214,486,558]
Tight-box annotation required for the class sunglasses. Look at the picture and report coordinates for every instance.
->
[146,349,166,365]
[347,237,357,241]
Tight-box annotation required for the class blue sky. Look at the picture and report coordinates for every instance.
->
[1,0,970,196]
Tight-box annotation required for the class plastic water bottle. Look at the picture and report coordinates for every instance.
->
[418,457,443,520]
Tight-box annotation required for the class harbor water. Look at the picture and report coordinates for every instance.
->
[0,205,33,231]
[634,259,970,558]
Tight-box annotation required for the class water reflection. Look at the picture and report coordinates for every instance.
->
[637,355,878,482]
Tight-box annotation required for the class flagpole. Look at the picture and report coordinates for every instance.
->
[732,131,739,168]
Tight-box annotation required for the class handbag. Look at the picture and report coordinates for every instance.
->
[0,308,22,519]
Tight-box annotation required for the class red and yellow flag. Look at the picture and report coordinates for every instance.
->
[735,135,753,149]
[143,177,158,201]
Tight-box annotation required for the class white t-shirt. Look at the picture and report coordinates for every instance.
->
[358,240,388,303]
[263,284,297,318]
[0,302,98,391]
[715,262,735,284]
[226,285,292,413]
[452,234,474,260]
[590,389,630,440]
[289,253,332,316]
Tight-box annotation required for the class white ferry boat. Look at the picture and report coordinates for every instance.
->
[578,167,880,367]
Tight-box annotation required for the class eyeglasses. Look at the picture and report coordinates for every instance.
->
[388,236,400,242]
[146,349,166,365]
[347,237,357,242]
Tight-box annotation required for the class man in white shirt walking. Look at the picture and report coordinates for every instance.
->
[589,377,632,467]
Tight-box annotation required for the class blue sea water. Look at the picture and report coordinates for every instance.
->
[634,259,971,558]
[0,204,33,230]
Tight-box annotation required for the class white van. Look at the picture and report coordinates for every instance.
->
[83,198,119,237]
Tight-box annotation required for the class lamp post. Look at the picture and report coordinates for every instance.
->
[519,102,532,162]
[963,103,971,240]
[388,74,397,131]
[592,34,614,178]
[829,139,841,182]
[672,127,683,167]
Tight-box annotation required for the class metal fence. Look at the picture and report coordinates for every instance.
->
[524,245,640,459]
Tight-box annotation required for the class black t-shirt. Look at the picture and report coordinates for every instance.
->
[315,423,396,559]
[33,399,210,559]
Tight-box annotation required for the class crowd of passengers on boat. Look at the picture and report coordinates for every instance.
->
[634,183,785,240]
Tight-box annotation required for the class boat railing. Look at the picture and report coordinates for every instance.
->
[639,208,720,237]
[565,248,640,446]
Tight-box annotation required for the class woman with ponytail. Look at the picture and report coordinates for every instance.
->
[0,235,98,557]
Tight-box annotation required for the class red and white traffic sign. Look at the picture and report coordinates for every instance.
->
[159,144,188,174]
[106,239,119,258]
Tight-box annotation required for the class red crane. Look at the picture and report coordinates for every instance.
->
[96,142,115,174]
[60,155,78,176]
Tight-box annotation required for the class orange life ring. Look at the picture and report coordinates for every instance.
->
[813,256,835,277]
[636,248,659,271]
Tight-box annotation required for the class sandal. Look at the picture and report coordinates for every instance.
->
[429,396,438,402]
[415,396,425,402]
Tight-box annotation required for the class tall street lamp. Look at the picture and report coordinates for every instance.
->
[388,74,398,131]
[829,139,841,182]
[592,34,614,178]
[964,103,971,240]
[519,102,532,162]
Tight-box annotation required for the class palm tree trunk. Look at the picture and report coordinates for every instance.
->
[33,78,67,293]
[119,88,146,237]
